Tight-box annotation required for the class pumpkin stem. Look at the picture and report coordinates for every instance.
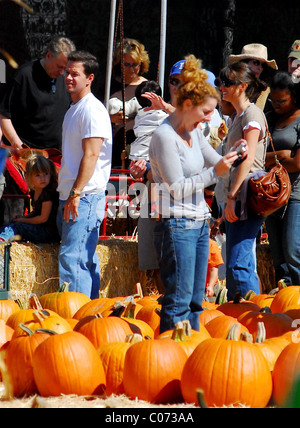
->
[125,333,143,344]
[134,282,143,299]
[196,389,208,408]
[277,279,287,290]
[172,322,186,342]
[19,323,35,336]
[240,332,253,343]
[244,290,256,301]
[108,302,126,317]
[32,310,50,323]
[259,306,272,314]
[255,322,266,343]
[58,282,70,293]
[154,307,161,317]
[226,323,241,341]
[123,301,136,319]
[29,294,43,311]
[215,287,228,305]
[14,298,23,309]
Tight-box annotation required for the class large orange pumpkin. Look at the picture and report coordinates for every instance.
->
[32,331,106,397]
[73,297,115,320]
[238,308,294,339]
[217,293,260,319]
[4,326,54,397]
[271,286,300,314]
[12,310,72,338]
[181,325,273,408]
[205,315,250,339]
[273,342,300,406]
[123,338,187,404]
[36,283,91,319]
[74,314,133,348]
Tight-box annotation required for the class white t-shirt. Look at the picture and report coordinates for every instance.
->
[58,92,112,200]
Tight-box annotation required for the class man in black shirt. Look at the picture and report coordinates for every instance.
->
[0,36,75,150]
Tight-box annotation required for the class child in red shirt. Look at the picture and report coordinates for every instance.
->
[206,238,224,297]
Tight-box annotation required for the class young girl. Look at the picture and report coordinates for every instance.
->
[0,154,60,243]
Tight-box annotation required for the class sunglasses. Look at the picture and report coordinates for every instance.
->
[124,62,140,69]
[214,77,242,88]
[169,77,181,86]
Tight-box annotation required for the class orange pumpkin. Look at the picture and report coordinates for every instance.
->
[0,319,13,348]
[181,324,273,408]
[97,334,142,396]
[73,297,115,320]
[254,322,290,371]
[205,315,250,339]
[135,302,161,337]
[271,286,300,314]
[32,331,106,397]
[12,310,72,338]
[74,314,133,348]
[157,320,210,357]
[4,325,54,397]
[36,283,91,319]
[273,342,300,406]
[217,293,260,319]
[123,338,187,404]
[199,308,225,326]
[0,299,20,322]
[238,307,294,339]
[249,293,275,309]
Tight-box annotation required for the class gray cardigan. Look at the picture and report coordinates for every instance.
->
[149,118,222,220]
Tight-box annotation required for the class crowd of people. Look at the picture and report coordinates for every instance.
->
[0,34,299,334]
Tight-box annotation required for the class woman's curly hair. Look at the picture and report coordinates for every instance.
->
[113,38,150,76]
[176,54,220,107]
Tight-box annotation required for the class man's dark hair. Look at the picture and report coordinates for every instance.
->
[67,50,99,76]
[135,80,162,108]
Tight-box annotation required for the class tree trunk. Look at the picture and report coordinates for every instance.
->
[21,0,67,59]
[222,0,236,67]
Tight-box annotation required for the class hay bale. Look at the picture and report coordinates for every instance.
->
[7,239,140,308]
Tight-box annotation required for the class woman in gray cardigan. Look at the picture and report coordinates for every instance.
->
[149,54,239,333]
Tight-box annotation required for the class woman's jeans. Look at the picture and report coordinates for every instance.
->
[56,193,105,299]
[265,199,300,285]
[154,217,209,333]
[0,221,57,243]
[225,208,264,301]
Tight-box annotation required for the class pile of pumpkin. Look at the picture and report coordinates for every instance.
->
[1,282,300,408]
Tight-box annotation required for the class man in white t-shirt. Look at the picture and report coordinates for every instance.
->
[57,51,112,298]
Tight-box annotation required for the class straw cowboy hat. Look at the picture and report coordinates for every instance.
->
[228,43,278,70]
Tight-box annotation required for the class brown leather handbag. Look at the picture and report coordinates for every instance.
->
[247,128,291,218]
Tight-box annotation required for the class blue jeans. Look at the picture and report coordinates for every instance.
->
[56,193,105,299]
[154,217,209,333]
[265,199,300,285]
[0,221,59,243]
[225,206,264,300]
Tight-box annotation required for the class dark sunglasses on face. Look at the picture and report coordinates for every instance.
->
[214,77,242,88]
[124,62,140,68]
[169,77,181,86]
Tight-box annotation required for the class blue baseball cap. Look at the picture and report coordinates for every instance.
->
[205,70,216,87]
[169,60,186,76]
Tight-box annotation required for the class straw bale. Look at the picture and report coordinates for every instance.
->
[7,239,140,308]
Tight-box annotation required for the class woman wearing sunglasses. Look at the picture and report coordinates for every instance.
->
[149,55,239,333]
[228,44,278,112]
[216,61,268,300]
[109,38,150,167]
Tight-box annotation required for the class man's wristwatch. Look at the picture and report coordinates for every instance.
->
[69,188,81,198]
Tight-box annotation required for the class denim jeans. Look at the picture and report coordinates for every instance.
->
[0,221,58,243]
[225,205,264,300]
[154,217,209,333]
[265,199,300,285]
[56,193,105,299]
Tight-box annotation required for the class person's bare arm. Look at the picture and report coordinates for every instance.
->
[0,115,24,149]
[63,137,103,222]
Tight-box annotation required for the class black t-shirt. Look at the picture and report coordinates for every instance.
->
[0,60,71,150]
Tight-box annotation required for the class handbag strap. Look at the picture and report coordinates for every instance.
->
[264,118,281,166]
